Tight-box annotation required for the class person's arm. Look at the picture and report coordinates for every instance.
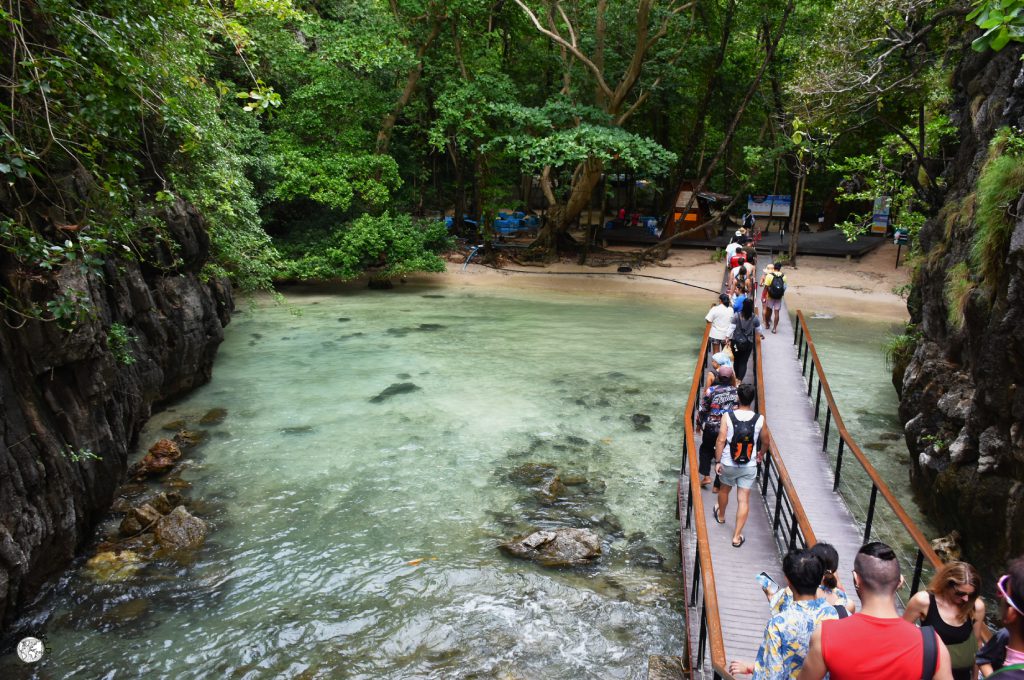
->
[902,591,929,624]
[797,626,827,680]
[980,663,995,677]
[757,424,770,464]
[973,598,992,644]
[715,423,729,474]
[935,635,954,680]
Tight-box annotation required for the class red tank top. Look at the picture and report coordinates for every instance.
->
[822,614,938,679]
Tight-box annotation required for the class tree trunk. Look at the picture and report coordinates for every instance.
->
[375,19,443,156]
[788,170,807,264]
[531,159,604,258]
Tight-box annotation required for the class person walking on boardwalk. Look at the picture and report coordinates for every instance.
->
[903,561,990,680]
[763,263,787,334]
[729,549,840,679]
[798,541,954,680]
[706,293,735,354]
[763,542,857,618]
[712,383,765,547]
[731,298,764,381]
[696,365,738,488]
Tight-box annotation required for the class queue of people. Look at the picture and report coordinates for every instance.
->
[698,234,1020,680]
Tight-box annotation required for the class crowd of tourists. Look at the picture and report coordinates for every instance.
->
[727,544,1024,680]
[694,228,1022,679]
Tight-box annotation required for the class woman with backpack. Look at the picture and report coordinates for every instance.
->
[763,263,787,333]
[731,298,764,381]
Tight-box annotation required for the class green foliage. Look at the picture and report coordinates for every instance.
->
[62,446,102,463]
[944,262,975,329]
[107,322,138,365]
[971,127,1024,286]
[968,0,1024,52]
[276,213,452,281]
[883,323,921,371]
[711,248,727,263]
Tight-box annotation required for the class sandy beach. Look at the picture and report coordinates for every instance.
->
[406,241,912,324]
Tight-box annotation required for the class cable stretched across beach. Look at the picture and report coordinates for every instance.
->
[468,261,722,295]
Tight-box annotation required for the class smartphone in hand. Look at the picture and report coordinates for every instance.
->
[756,571,779,595]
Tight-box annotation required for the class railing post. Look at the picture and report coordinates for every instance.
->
[789,512,800,550]
[834,438,845,492]
[822,410,831,451]
[773,489,784,533]
[802,344,809,375]
[807,363,814,396]
[690,547,701,606]
[686,480,694,529]
[761,455,771,496]
[864,484,879,543]
[794,318,800,346]
[815,381,823,419]
[911,549,925,594]
[697,603,708,667]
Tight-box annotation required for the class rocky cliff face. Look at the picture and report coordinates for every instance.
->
[899,45,1024,572]
[0,201,232,634]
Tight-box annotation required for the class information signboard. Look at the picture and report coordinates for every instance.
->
[871,196,891,235]
[748,195,791,218]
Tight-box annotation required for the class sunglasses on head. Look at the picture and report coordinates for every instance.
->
[998,574,1023,615]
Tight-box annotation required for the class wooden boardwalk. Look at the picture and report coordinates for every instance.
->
[758,300,864,609]
[676,260,871,677]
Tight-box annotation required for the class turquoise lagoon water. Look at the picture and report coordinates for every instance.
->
[0,286,931,679]
[3,284,702,679]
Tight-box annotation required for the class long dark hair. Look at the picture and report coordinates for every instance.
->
[741,297,754,320]
[811,542,840,589]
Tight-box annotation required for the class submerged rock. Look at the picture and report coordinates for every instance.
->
[199,407,228,425]
[369,382,421,403]
[280,425,315,435]
[507,463,558,485]
[173,429,207,450]
[85,550,143,582]
[631,414,652,430]
[161,419,186,431]
[499,528,602,567]
[154,506,208,550]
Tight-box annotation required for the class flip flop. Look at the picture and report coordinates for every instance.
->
[712,505,725,524]
[732,535,745,548]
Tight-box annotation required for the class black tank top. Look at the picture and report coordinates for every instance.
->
[924,592,976,680]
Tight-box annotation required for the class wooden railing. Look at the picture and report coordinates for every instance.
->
[752,333,818,553]
[793,310,942,592]
[679,322,734,680]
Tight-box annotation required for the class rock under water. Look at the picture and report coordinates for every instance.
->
[369,382,421,403]
[498,528,602,567]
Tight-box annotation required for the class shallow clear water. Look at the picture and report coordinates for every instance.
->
[4,285,700,679]
[0,289,934,679]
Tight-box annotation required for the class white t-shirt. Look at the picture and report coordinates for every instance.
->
[725,242,742,259]
[731,264,753,284]
[723,409,764,468]
[705,304,734,340]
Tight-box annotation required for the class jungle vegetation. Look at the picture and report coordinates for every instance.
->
[0,0,1017,324]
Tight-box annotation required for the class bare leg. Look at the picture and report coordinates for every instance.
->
[764,307,773,329]
[733,487,752,543]
[716,483,732,522]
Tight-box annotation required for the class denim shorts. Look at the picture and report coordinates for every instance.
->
[720,464,757,489]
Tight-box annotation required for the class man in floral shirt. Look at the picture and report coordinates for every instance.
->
[729,549,838,679]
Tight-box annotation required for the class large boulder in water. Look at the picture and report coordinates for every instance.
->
[154,506,207,550]
[499,528,602,567]
[129,438,182,479]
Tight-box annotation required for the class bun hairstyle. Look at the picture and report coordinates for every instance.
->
[811,542,841,589]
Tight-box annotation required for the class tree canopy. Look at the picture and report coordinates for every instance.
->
[0,0,1001,320]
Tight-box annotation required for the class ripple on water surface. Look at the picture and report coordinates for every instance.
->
[4,286,707,679]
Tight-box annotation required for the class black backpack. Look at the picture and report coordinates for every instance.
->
[768,273,786,299]
[728,411,759,465]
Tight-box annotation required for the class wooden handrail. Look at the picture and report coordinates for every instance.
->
[754,332,818,547]
[794,310,942,569]
[683,321,734,679]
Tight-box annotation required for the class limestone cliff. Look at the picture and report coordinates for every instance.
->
[0,200,232,633]
[899,45,1024,572]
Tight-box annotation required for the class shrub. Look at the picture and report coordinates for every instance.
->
[971,127,1024,287]
[944,262,976,329]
